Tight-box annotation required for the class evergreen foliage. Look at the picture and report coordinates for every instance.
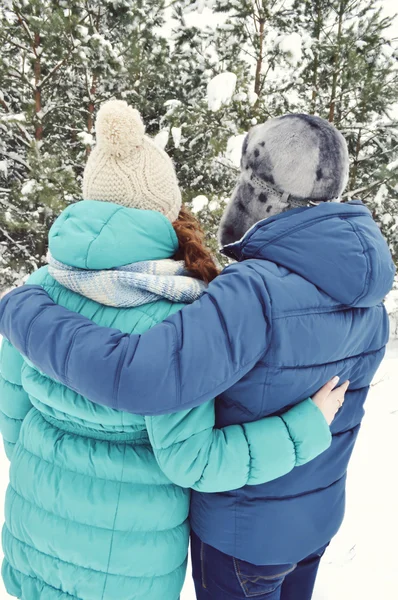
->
[1,0,397,286]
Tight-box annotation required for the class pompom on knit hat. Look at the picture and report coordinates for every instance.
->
[83,100,182,222]
[219,113,350,247]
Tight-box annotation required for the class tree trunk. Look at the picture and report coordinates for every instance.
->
[34,32,43,141]
[254,18,265,96]
[86,75,97,156]
[311,0,322,113]
[86,5,102,156]
[328,0,345,123]
[349,128,362,191]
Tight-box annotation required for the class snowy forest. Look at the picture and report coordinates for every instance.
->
[1,0,398,289]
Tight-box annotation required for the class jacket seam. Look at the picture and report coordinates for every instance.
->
[342,218,370,305]
[64,325,90,386]
[257,345,386,370]
[39,410,149,446]
[245,263,273,319]
[178,346,268,412]
[207,295,234,364]
[151,423,215,452]
[25,309,46,359]
[185,263,271,417]
[2,565,84,600]
[8,485,179,536]
[16,443,177,487]
[4,525,188,580]
[0,410,24,424]
[167,320,181,407]
[113,336,129,411]
[279,416,298,465]
[189,431,217,490]
[273,304,384,319]
[240,425,253,485]
[260,362,269,417]
[192,459,211,489]
[133,310,158,330]
[32,400,148,443]
[0,375,24,391]
[162,212,179,250]
[332,425,361,437]
[23,367,126,421]
[259,472,347,502]
[249,212,368,258]
[36,282,161,326]
[84,206,124,269]
[101,446,127,599]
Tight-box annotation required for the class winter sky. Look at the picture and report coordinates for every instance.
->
[182,1,398,32]
[383,0,398,32]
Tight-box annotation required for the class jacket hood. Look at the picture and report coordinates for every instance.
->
[49,200,179,270]
[222,201,395,308]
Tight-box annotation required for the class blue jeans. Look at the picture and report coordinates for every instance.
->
[191,531,328,600]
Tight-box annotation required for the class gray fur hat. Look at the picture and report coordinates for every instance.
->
[219,114,350,247]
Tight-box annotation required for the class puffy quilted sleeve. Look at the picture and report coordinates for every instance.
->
[0,262,272,415]
[146,398,332,492]
[0,339,32,459]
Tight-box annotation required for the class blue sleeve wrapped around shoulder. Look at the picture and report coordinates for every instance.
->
[0,262,272,415]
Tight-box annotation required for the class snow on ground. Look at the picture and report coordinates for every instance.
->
[0,342,397,599]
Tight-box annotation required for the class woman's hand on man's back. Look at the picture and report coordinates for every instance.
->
[312,377,350,425]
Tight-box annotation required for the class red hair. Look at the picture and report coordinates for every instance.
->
[172,205,219,284]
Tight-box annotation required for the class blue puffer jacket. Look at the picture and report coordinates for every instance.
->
[0,201,394,567]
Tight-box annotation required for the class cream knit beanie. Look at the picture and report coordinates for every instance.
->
[82,100,182,222]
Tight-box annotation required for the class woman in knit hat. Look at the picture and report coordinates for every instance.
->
[0,102,347,600]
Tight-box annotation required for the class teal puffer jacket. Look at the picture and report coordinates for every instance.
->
[0,201,331,600]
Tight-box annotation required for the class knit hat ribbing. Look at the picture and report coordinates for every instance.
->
[83,100,182,222]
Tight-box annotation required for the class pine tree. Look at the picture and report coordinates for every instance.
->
[0,0,83,285]
[0,0,172,286]
[295,0,398,258]
[1,0,397,284]
[168,1,398,262]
